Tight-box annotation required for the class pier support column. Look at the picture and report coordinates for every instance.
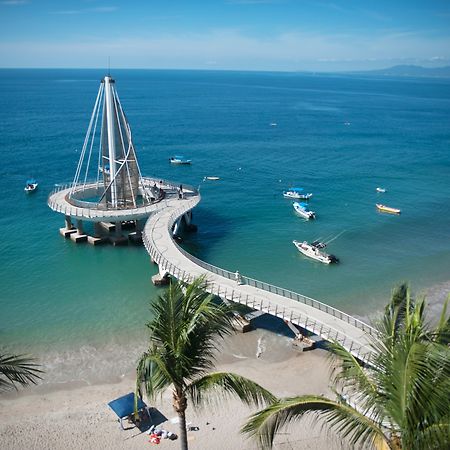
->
[76,219,84,234]
[65,215,73,229]
[115,221,122,235]
[183,211,192,226]
[94,222,102,237]
[135,219,144,232]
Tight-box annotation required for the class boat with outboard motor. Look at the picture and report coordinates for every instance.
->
[283,187,313,200]
[24,179,38,193]
[293,201,315,220]
[293,240,339,264]
[170,155,191,165]
[376,203,400,214]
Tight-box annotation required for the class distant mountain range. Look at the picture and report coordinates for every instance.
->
[354,65,450,78]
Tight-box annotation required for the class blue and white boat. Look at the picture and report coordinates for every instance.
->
[170,155,191,165]
[283,187,313,200]
[293,201,315,220]
[24,178,38,193]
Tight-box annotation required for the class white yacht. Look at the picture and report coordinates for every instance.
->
[293,240,339,264]
[283,187,313,200]
[293,201,315,220]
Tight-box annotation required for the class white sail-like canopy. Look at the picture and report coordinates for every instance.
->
[70,75,150,209]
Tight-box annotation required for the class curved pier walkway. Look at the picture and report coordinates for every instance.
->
[143,193,377,364]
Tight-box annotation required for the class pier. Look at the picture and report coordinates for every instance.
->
[48,74,377,365]
[142,193,378,365]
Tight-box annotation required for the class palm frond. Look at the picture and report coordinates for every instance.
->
[328,342,382,422]
[0,352,43,391]
[136,348,173,400]
[241,395,387,449]
[187,371,276,409]
[414,420,450,450]
[433,295,450,345]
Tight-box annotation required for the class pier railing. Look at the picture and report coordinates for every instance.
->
[47,178,198,221]
[142,198,376,364]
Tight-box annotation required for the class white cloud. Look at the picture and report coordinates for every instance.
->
[1,0,28,5]
[51,6,117,15]
[1,28,449,71]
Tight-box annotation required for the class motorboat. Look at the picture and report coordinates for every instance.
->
[283,187,313,200]
[205,176,220,181]
[170,156,191,165]
[293,201,315,220]
[376,187,386,193]
[376,203,401,214]
[293,240,339,264]
[24,179,38,193]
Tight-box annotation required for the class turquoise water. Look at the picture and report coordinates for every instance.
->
[1,69,450,383]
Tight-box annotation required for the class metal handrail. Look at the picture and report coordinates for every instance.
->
[141,197,375,364]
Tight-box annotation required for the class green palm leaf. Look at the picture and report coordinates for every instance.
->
[242,395,387,449]
[187,371,276,408]
[0,352,43,391]
[242,283,450,449]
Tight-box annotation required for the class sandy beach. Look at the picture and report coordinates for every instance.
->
[0,327,345,450]
[1,282,447,450]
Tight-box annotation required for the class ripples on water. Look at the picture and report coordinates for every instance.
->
[1,69,449,385]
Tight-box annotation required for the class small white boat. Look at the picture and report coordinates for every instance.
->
[293,201,315,220]
[206,176,220,181]
[376,203,401,215]
[283,187,313,200]
[270,122,278,127]
[24,179,38,193]
[293,240,339,264]
[170,156,191,165]
[376,187,386,193]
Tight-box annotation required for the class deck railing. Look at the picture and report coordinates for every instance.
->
[142,197,376,364]
[47,178,198,220]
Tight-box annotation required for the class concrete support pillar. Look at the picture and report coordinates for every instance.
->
[135,219,144,232]
[184,211,192,226]
[76,219,83,234]
[65,215,73,229]
[94,222,102,237]
[115,221,122,235]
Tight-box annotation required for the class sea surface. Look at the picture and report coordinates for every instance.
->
[1,69,449,386]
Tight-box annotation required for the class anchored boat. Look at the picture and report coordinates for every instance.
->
[293,240,339,264]
[24,179,38,193]
[170,156,191,165]
[283,187,313,200]
[293,201,315,220]
[376,203,401,215]
[376,187,386,193]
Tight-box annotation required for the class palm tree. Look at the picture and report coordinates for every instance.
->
[242,283,450,449]
[0,351,43,391]
[136,277,276,450]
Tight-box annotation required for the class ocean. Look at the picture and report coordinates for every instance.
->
[1,69,449,386]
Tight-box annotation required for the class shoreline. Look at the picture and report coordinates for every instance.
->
[0,330,342,449]
[1,281,448,448]
[3,278,449,396]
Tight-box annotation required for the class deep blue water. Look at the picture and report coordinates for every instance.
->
[1,69,449,382]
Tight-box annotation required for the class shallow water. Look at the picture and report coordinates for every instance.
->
[1,69,449,385]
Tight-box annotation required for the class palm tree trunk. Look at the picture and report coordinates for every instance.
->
[173,389,189,450]
[177,408,188,450]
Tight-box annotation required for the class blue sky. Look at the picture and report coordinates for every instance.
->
[1,0,449,71]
